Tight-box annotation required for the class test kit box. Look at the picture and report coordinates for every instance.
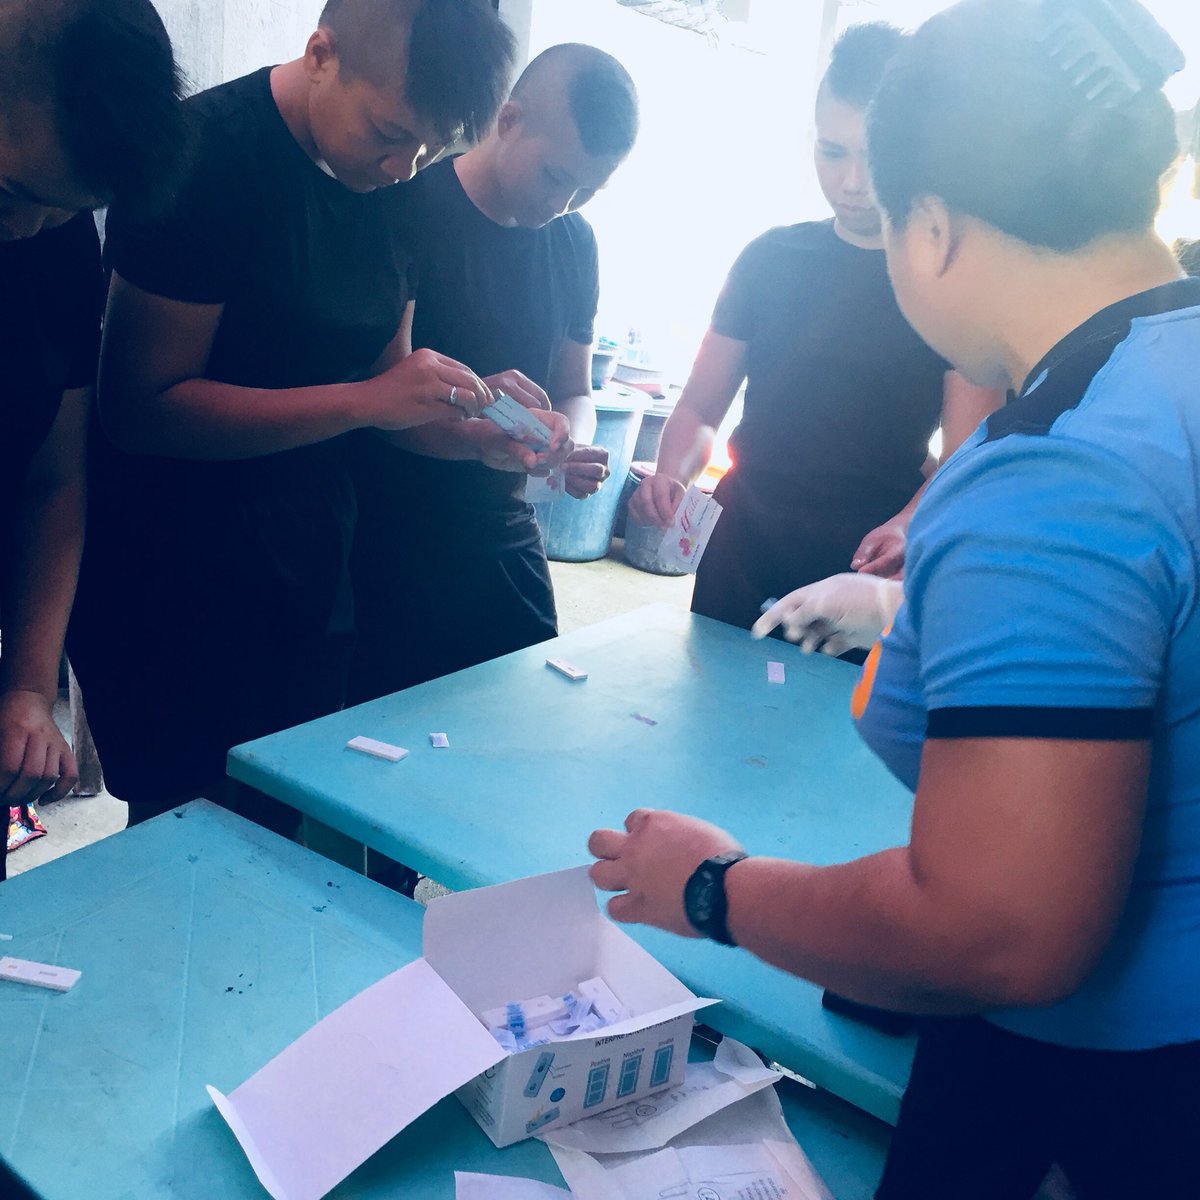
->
[439,868,712,1147]
[207,867,714,1200]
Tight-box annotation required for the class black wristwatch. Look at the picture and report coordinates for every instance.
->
[684,851,748,945]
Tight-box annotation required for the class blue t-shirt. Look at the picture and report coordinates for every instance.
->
[856,277,1200,1051]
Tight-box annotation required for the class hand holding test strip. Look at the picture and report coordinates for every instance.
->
[483,390,554,451]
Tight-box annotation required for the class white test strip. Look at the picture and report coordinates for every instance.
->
[429,733,450,749]
[346,735,409,762]
[0,933,13,942]
[0,956,81,993]
[546,658,588,682]
[767,661,786,685]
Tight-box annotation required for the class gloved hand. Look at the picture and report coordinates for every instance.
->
[751,573,903,655]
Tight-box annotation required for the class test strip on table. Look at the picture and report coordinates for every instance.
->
[546,658,588,682]
[767,661,786,685]
[346,735,409,762]
[429,733,450,748]
[0,956,81,993]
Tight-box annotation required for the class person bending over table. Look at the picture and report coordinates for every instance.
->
[591,1,1198,1195]
[0,0,184,882]
[628,22,1001,631]
[68,0,518,834]
[349,44,638,701]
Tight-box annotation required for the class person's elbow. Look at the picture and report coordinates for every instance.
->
[923,903,1112,1011]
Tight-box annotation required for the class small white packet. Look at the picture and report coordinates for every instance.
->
[659,486,723,574]
[526,469,566,503]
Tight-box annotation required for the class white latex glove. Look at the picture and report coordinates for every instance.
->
[751,572,903,655]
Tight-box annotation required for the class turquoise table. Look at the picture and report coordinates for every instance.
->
[229,604,918,1124]
[0,801,889,1199]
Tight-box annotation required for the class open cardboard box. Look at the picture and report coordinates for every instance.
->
[207,867,716,1200]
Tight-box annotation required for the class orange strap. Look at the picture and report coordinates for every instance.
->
[851,622,893,720]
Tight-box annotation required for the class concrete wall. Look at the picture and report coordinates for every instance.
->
[152,0,323,94]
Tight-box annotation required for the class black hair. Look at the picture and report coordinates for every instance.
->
[868,0,1179,251]
[822,22,906,110]
[320,0,515,144]
[3,0,187,210]
[512,43,639,160]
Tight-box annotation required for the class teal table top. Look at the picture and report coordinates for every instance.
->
[0,801,888,1199]
[229,604,917,1124]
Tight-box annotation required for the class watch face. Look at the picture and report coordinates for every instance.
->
[686,867,718,932]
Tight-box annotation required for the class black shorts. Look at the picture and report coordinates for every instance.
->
[877,1015,1200,1199]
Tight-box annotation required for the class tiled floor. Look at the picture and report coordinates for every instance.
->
[7,542,693,878]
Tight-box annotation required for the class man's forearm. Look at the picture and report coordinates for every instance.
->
[102,376,372,460]
[0,481,85,702]
[656,406,716,487]
[379,419,483,461]
[724,851,1018,1015]
[554,394,597,443]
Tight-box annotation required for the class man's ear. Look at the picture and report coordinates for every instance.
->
[908,195,962,279]
[304,27,338,84]
[495,99,523,141]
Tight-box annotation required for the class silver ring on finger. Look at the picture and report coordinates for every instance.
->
[448,385,459,407]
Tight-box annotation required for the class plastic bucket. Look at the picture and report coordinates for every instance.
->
[613,461,654,539]
[533,398,646,562]
[623,518,691,577]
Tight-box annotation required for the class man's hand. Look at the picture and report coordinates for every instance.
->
[469,411,574,473]
[588,809,744,936]
[0,689,78,806]
[562,445,610,499]
[627,472,685,530]
[752,573,903,655]
[366,348,494,427]
[851,519,907,578]
[483,369,551,413]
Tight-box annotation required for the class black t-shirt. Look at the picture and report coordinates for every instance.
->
[88,66,417,635]
[712,220,947,536]
[362,155,598,537]
[0,213,102,601]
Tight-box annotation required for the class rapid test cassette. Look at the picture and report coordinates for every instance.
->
[483,391,554,451]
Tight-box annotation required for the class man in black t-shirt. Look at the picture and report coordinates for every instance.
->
[0,0,183,882]
[68,0,518,831]
[629,24,1001,631]
[349,44,639,701]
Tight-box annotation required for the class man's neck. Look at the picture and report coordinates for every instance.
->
[997,232,1183,392]
[270,61,321,164]
[832,218,883,250]
[454,143,519,227]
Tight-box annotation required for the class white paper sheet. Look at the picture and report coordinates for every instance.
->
[455,1172,572,1200]
[543,1040,832,1200]
[597,1140,828,1200]
[207,960,506,1200]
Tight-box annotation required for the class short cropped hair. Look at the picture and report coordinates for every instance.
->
[822,22,905,110]
[868,0,1178,251]
[2,0,186,210]
[512,43,639,160]
[320,0,515,144]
